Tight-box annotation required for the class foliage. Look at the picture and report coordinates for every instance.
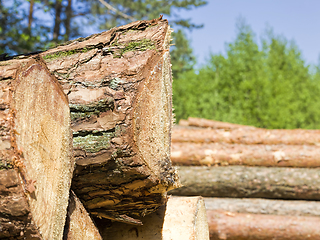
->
[1,0,204,75]
[171,29,196,78]
[173,20,320,129]
[0,0,48,54]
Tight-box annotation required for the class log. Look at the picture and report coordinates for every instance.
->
[0,169,42,239]
[1,17,179,223]
[180,117,255,130]
[204,197,320,217]
[169,166,320,200]
[171,142,320,167]
[64,191,102,240]
[100,196,209,240]
[207,210,320,240]
[0,58,74,239]
[172,125,320,145]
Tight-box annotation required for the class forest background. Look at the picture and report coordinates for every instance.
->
[2,0,320,129]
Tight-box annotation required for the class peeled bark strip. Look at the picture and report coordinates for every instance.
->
[207,210,320,240]
[0,57,73,239]
[180,117,256,130]
[172,125,320,145]
[204,197,320,217]
[101,196,209,240]
[64,191,102,240]
[169,166,320,200]
[171,142,320,167]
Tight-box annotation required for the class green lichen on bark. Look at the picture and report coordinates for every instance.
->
[70,97,114,121]
[43,47,91,60]
[109,39,156,58]
[73,131,114,153]
[0,159,13,170]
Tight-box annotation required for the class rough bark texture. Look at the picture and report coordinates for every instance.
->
[64,191,102,240]
[0,17,179,223]
[0,57,74,239]
[172,125,320,145]
[171,142,320,167]
[204,197,320,217]
[207,210,320,240]
[0,169,41,239]
[169,166,320,200]
[101,196,209,240]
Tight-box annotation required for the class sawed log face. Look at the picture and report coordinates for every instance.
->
[0,57,74,239]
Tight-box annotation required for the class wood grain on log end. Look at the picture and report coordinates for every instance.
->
[64,191,102,240]
[101,196,209,240]
[12,57,74,239]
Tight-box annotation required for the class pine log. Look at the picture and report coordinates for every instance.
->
[207,210,320,240]
[171,142,320,167]
[0,17,179,223]
[0,58,74,239]
[180,117,255,130]
[100,196,209,240]
[204,197,320,217]
[169,166,320,200]
[172,125,320,145]
[64,191,102,240]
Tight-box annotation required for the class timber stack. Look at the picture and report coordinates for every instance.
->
[170,117,320,240]
[0,18,210,240]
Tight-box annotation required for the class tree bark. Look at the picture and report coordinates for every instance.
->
[53,0,62,41]
[28,0,34,30]
[179,117,255,130]
[101,196,209,240]
[169,166,320,200]
[0,17,179,223]
[0,169,42,239]
[0,57,74,239]
[204,197,320,217]
[207,210,320,240]
[64,0,72,41]
[171,142,320,167]
[172,125,320,145]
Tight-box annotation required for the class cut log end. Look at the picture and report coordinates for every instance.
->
[64,191,102,240]
[12,57,74,239]
[101,196,209,240]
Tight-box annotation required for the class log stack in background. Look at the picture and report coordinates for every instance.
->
[170,117,320,240]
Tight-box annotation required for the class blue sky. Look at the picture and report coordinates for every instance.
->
[176,0,320,67]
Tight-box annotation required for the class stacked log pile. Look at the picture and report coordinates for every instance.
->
[0,18,210,240]
[169,117,320,240]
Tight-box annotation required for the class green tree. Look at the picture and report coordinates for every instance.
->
[0,0,46,54]
[170,29,196,78]
[2,0,205,64]
[173,19,320,129]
